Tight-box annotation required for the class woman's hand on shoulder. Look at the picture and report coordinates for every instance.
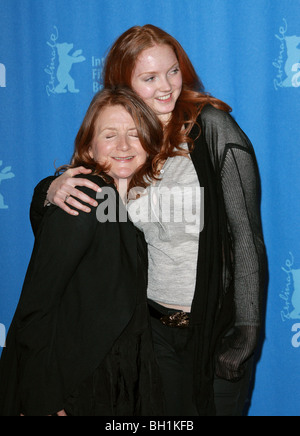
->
[47,167,101,216]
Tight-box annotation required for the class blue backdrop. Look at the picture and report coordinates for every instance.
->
[1,0,300,416]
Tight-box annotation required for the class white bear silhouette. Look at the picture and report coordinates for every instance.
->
[55,43,86,94]
[0,323,6,348]
[283,35,300,87]
[0,63,6,88]
[0,161,15,210]
[290,269,300,319]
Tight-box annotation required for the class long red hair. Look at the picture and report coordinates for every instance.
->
[103,24,232,163]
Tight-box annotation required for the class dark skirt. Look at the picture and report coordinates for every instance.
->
[64,300,165,416]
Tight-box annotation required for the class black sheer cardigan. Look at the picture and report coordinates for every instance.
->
[188,105,267,414]
[28,105,267,415]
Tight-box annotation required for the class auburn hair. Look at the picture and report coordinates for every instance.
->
[58,86,163,190]
[103,24,232,164]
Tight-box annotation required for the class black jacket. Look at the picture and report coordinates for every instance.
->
[0,176,150,416]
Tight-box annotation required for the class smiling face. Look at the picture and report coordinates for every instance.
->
[131,44,183,123]
[89,105,148,188]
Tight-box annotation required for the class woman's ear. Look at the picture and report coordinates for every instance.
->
[88,146,94,160]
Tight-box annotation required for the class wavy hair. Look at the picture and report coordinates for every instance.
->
[103,25,232,164]
[59,86,163,190]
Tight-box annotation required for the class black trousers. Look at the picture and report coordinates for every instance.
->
[149,302,252,416]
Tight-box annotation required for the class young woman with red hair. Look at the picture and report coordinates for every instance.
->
[30,25,267,416]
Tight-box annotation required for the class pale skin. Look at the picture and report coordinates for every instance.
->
[89,104,148,191]
[46,44,190,314]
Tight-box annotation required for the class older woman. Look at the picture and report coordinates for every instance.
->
[0,87,164,416]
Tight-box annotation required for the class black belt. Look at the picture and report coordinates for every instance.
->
[148,302,190,329]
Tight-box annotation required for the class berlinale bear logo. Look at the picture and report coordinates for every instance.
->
[0,161,15,210]
[0,63,6,88]
[273,19,300,89]
[280,253,300,348]
[290,269,300,319]
[280,253,300,321]
[55,42,86,94]
[0,323,6,348]
[45,26,86,96]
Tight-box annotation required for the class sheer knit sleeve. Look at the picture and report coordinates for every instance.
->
[201,105,267,381]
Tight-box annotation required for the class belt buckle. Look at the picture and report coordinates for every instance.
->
[160,311,190,328]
